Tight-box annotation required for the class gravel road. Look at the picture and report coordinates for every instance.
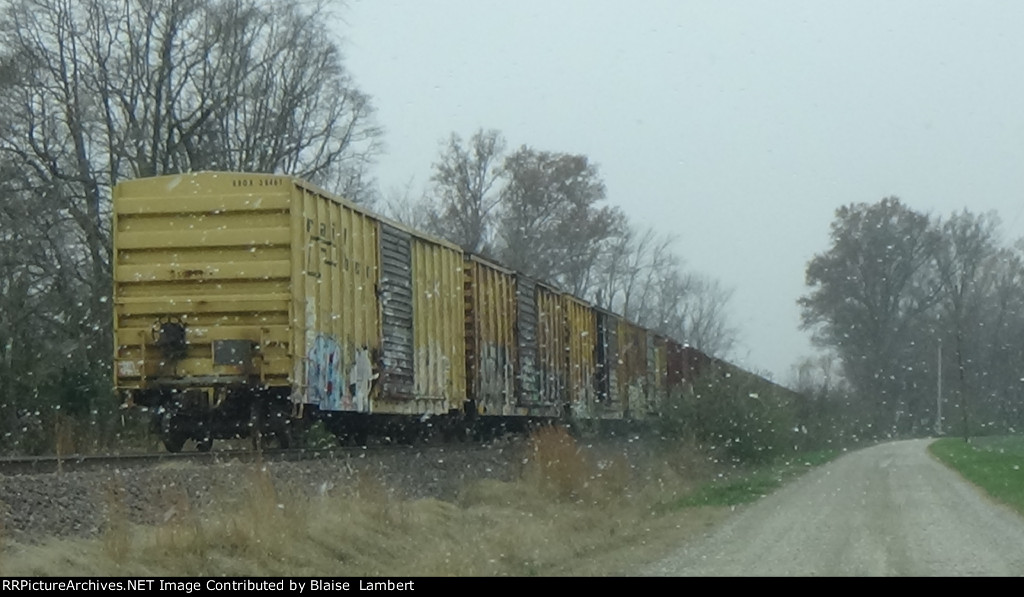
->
[644,438,1024,576]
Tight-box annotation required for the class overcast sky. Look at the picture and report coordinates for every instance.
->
[338,0,1024,383]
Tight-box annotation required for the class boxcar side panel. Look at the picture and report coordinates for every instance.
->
[515,276,539,403]
[649,335,668,416]
[616,319,648,420]
[296,184,381,413]
[410,236,467,410]
[465,256,518,416]
[595,310,622,419]
[379,223,415,400]
[563,295,596,419]
[533,284,566,411]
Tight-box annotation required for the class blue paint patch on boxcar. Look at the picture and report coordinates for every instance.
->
[307,334,344,411]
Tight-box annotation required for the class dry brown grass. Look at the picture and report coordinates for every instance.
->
[0,430,727,576]
[101,480,131,565]
[522,425,592,500]
[0,500,6,575]
[54,413,75,467]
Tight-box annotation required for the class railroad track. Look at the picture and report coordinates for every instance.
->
[0,440,498,477]
[0,448,316,476]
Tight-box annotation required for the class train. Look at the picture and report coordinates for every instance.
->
[111,172,781,452]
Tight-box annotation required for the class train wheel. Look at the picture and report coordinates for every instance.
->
[196,437,213,452]
[352,426,369,447]
[268,404,293,449]
[250,400,294,450]
[394,420,420,446]
[163,433,186,453]
[250,401,265,450]
[159,412,187,453]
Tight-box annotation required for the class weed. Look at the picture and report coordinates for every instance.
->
[523,425,591,501]
[101,480,131,564]
[54,413,75,467]
[0,500,6,575]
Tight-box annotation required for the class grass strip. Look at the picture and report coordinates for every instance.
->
[929,436,1024,516]
[665,448,840,509]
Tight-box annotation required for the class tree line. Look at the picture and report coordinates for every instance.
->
[798,198,1024,440]
[383,129,737,358]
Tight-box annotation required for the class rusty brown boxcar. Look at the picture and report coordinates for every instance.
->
[647,334,669,417]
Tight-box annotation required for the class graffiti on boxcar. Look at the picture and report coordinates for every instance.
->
[307,334,342,411]
[346,346,377,412]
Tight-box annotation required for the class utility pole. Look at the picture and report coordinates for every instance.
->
[935,339,943,436]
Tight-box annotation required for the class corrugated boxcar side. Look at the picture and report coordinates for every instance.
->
[666,340,687,389]
[532,283,566,415]
[563,295,596,419]
[379,223,415,400]
[647,335,668,417]
[617,319,649,420]
[294,182,381,413]
[409,235,466,410]
[666,342,713,392]
[515,275,539,403]
[113,173,295,393]
[595,310,621,419]
[464,256,517,415]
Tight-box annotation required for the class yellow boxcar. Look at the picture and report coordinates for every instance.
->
[617,318,649,421]
[563,294,597,419]
[464,255,518,416]
[594,309,621,419]
[113,172,465,450]
[293,180,382,414]
[114,173,300,401]
[532,282,567,417]
[409,233,467,409]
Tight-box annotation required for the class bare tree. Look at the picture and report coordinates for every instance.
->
[0,0,381,449]
[982,245,1024,430]
[378,178,433,231]
[427,129,505,253]
[594,225,677,318]
[675,272,741,358]
[495,146,624,295]
[589,222,737,357]
[932,210,1004,439]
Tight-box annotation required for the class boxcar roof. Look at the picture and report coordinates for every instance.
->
[115,171,465,254]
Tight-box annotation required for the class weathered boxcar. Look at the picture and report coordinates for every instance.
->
[563,294,597,420]
[593,309,620,419]
[647,334,669,417]
[112,172,789,452]
[463,254,518,417]
[113,172,465,450]
[462,255,580,433]
[616,318,651,420]
[532,282,569,418]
